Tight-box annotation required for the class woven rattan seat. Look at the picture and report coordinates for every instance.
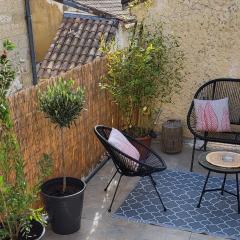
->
[187,78,240,171]
[94,125,167,212]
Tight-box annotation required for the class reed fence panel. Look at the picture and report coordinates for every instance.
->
[8,57,120,185]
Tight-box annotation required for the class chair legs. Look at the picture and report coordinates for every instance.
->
[149,175,167,211]
[203,140,208,151]
[104,170,118,192]
[108,174,122,212]
[107,174,166,212]
[221,173,227,195]
[190,136,196,172]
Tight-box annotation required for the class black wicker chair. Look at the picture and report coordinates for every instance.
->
[187,78,240,171]
[94,125,167,212]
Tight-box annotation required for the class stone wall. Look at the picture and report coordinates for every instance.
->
[134,0,240,136]
[0,0,32,88]
[30,0,63,62]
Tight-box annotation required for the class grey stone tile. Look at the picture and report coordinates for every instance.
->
[95,160,117,177]
[45,218,191,240]
[81,185,110,220]
[190,232,227,240]
[81,173,137,220]
[45,219,92,240]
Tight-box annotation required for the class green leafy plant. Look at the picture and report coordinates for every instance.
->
[101,21,184,137]
[39,79,85,193]
[0,40,53,240]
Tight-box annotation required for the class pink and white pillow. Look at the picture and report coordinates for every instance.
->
[194,98,231,132]
[108,128,140,171]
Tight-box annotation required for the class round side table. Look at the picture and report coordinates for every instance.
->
[197,151,240,214]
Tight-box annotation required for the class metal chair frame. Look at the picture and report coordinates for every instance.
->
[94,125,167,212]
[187,78,240,171]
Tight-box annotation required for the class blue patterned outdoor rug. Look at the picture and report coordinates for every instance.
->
[114,170,240,239]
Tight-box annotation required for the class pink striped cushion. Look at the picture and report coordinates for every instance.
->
[108,128,140,171]
[194,98,231,132]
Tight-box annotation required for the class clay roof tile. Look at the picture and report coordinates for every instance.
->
[37,15,118,79]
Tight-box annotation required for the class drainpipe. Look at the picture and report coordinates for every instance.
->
[25,0,38,85]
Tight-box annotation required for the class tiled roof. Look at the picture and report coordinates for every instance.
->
[37,14,118,79]
[67,0,131,19]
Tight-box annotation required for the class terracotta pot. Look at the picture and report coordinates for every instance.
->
[133,135,152,161]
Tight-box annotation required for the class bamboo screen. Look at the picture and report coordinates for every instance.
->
[8,57,120,185]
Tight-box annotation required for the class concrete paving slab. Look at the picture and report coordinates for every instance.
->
[45,140,237,240]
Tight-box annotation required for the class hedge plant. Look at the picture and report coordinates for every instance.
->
[0,40,52,240]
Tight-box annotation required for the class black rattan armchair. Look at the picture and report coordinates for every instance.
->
[187,78,240,171]
[94,125,167,212]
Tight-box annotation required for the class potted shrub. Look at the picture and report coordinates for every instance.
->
[101,21,184,158]
[38,79,85,235]
[0,156,50,240]
[0,40,51,240]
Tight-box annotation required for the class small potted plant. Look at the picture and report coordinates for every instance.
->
[101,21,184,158]
[0,155,52,240]
[39,79,85,235]
[0,40,51,240]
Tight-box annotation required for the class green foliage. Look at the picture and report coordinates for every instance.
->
[129,0,152,9]
[38,79,85,193]
[0,40,16,98]
[39,79,85,129]
[3,40,16,51]
[0,40,52,240]
[101,22,184,133]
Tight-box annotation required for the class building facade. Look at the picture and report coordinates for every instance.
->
[0,0,33,89]
[30,0,63,63]
[134,0,240,135]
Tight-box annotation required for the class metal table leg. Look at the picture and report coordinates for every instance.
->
[197,170,211,208]
[221,173,227,195]
[236,173,240,214]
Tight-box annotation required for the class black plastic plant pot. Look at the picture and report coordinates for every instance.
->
[18,220,45,240]
[41,177,86,235]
